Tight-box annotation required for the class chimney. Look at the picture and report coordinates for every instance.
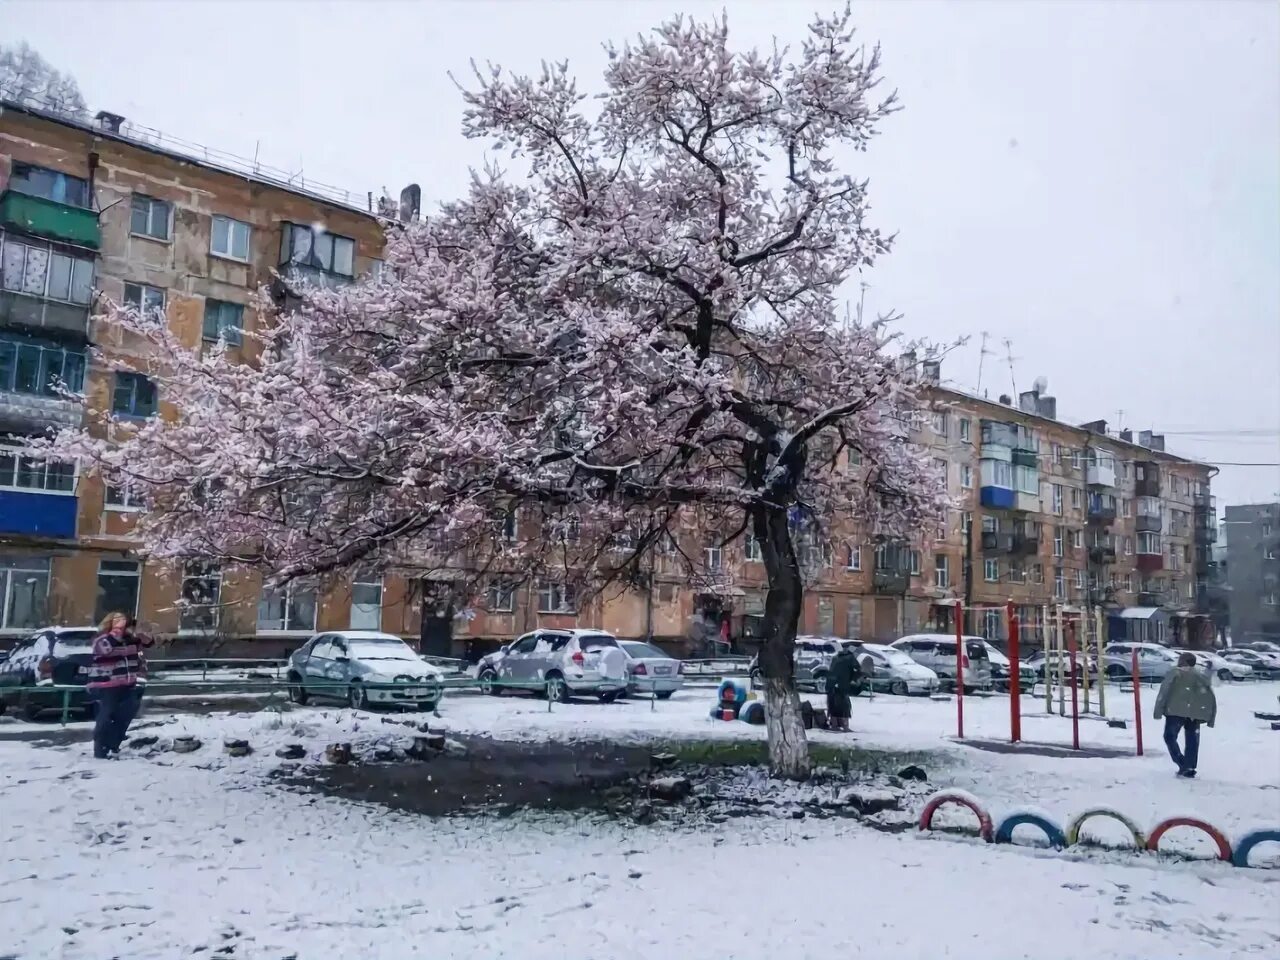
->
[1138,430,1153,448]
[1037,395,1057,420]
[1120,428,1133,443]
[1018,390,1038,414]
[998,394,1012,406]
[1081,419,1108,436]
[1150,434,1165,452]
[94,110,125,134]
[921,359,941,384]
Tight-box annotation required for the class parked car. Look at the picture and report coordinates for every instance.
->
[1236,640,1280,658]
[475,629,629,702]
[890,634,993,691]
[980,641,1039,692]
[617,640,684,699]
[855,642,939,695]
[1177,649,1252,683]
[1101,642,1179,682]
[1024,649,1096,681]
[748,636,844,691]
[0,626,99,720]
[1222,648,1280,679]
[286,631,443,711]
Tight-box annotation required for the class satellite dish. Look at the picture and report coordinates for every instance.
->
[1032,375,1048,395]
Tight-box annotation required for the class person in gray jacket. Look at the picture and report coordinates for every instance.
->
[1153,652,1217,778]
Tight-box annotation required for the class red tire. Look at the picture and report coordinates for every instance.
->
[1145,816,1232,862]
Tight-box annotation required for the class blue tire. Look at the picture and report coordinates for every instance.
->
[994,812,1067,848]
[1231,829,1280,868]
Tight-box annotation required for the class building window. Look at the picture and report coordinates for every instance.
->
[1124,536,1133,555]
[958,418,971,442]
[845,544,861,571]
[1137,532,1161,555]
[984,459,1013,487]
[1123,574,1133,592]
[95,559,141,621]
[934,554,949,589]
[1070,449,1083,471]
[932,411,948,436]
[537,581,576,614]
[0,441,76,494]
[962,511,973,535]
[0,235,94,305]
[982,515,999,534]
[497,509,518,543]
[105,483,146,511]
[1263,522,1273,538]
[1053,526,1064,557]
[8,162,91,207]
[1032,563,1044,584]
[1008,562,1025,583]
[130,194,171,241]
[202,300,245,346]
[111,372,158,418]
[123,282,166,318]
[933,458,948,484]
[705,544,723,572]
[983,608,1002,639]
[745,532,763,563]
[1051,442,1062,464]
[0,335,87,398]
[1071,529,1083,550]
[257,580,317,632]
[486,579,517,613]
[1075,568,1085,590]
[1052,484,1063,514]
[1070,487,1081,509]
[350,572,383,630]
[909,550,922,576]
[1054,567,1066,600]
[960,464,973,489]
[211,215,252,262]
[179,561,221,631]
[0,556,51,629]
[280,222,356,278]
[984,558,999,582]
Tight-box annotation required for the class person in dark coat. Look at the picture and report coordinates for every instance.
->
[1153,651,1217,778]
[825,644,861,732]
[88,612,153,759]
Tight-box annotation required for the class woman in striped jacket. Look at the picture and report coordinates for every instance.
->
[89,612,152,759]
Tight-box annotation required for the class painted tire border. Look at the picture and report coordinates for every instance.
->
[994,812,1066,848]
[1231,829,1280,869]
[1065,807,1147,848]
[1145,816,1233,862]
[918,791,994,843]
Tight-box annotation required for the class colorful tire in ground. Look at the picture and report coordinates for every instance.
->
[994,812,1066,848]
[1065,807,1146,848]
[918,791,994,842]
[1145,817,1232,862]
[1231,829,1280,868]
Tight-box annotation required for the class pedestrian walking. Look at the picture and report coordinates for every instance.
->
[1153,651,1217,778]
[825,643,861,732]
[88,611,152,759]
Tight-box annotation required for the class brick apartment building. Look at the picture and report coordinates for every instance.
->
[0,96,1219,656]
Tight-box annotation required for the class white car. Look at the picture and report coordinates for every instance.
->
[286,631,444,711]
[618,640,685,699]
[476,628,629,702]
[1177,649,1252,683]
[854,642,939,695]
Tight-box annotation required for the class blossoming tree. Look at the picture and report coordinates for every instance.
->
[34,9,945,779]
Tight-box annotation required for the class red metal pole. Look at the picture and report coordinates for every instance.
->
[955,602,965,740]
[1131,647,1144,756]
[1007,600,1021,743]
[1067,618,1080,751]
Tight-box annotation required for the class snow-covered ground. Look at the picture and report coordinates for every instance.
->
[2,682,1277,958]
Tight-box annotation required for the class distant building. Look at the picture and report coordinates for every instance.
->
[1223,502,1280,643]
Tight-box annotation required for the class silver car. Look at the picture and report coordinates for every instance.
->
[748,636,844,690]
[476,629,628,703]
[286,631,443,711]
[890,634,994,692]
[619,640,684,699]
[855,642,939,695]
[1101,642,1178,682]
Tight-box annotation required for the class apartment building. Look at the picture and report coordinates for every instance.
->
[1223,502,1280,643]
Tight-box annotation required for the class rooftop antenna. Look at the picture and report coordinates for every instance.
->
[1003,338,1019,398]
[976,331,991,394]
[856,280,868,326]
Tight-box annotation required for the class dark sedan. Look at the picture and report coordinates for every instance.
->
[0,627,99,720]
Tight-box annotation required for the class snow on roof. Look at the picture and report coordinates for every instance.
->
[1118,607,1161,620]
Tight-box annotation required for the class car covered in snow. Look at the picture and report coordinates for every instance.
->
[748,636,845,690]
[980,641,1038,692]
[890,634,993,692]
[618,640,684,699]
[1222,648,1280,679]
[1100,642,1178,682]
[0,626,100,720]
[1023,648,1096,682]
[475,628,629,702]
[286,631,443,712]
[853,642,939,695]
[1176,649,1252,683]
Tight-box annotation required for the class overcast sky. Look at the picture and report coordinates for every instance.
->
[6,0,1279,505]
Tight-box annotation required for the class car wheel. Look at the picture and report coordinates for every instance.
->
[1105,663,1128,679]
[420,699,439,713]
[598,691,620,704]
[811,670,828,691]
[749,668,761,688]
[478,669,501,696]
[348,682,368,710]
[1217,668,1232,682]
[890,680,909,696]
[545,673,570,703]
[655,691,674,700]
[287,672,309,705]
[22,698,43,722]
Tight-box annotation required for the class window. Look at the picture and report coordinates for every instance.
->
[487,579,516,613]
[984,459,1013,487]
[960,464,973,489]
[1168,544,1181,570]
[130,194,171,240]
[179,561,221,631]
[1014,464,1038,495]
[1123,574,1133,592]
[1053,526,1064,557]
[211,215,251,261]
[932,412,948,436]
[846,448,862,467]
[962,511,973,534]
[1075,569,1085,590]
[257,580,318,632]
[1263,522,1273,538]
[537,581,576,614]
[1,556,51,630]
[1051,442,1062,464]
[934,554,949,589]
[983,608,1002,639]
[8,163,91,207]
[0,235,95,305]
[123,282,165,318]
[1071,529,1083,550]
[350,573,383,630]
[1137,532,1161,555]
[1137,497,1160,517]
[1032,563,1044,584]
[744,532,763,563]
[959,418,971,442]
[111,372,158,418]
[909,550,922,576]
[105,483,146,510]
[1122,498,1132,518]
[705,544,723,572]
[1054,567,1066,600]
[845,544,861,571]
[202,300,244,345]
[95,559,141,622]
[1070,487,1081,509]
[280,222,356,278]
[1052,484,1063,514]
[1008,562,1025,583]
[1266,546,1278,561]
[0,335,87,398]
[982,515,999,534]
[1124,536,1133,556]
[933,458,948,483]
[984,558,999,582]
[1070,449,1083,471]
[0,441,75,494]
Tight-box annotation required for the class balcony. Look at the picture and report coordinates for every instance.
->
[1086,505,1117,525]
[1011,448,1038,469]
[0,290,91,339]
[1086,462,1117,488]
[1135,463,1161,497]
[1136,553,1165,574]
[1135,514,1162,533]
[1194,525,1217,545]
[1193,492,1216,511]
[1011,534,1040,556]
[0,191,100,249]
[872,569,909,594]
[981,532,1013,553]
[980,485,1016,510]
[0,391,83,434]
[1088,545,1117,565]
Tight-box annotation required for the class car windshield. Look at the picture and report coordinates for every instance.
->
[621,642,667,659]
[878,649,915,666]
[579,634,619,651]
[348,639,419,662]
[52,630,97,657]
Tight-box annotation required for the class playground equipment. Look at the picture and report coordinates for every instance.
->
[917,790,995,842]
[1232,829,1280,868]
[1146,816,1233,862]
[994,810,1067,848]
[1064,807,1146,848]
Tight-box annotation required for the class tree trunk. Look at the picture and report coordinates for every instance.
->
[756,502,812,780]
